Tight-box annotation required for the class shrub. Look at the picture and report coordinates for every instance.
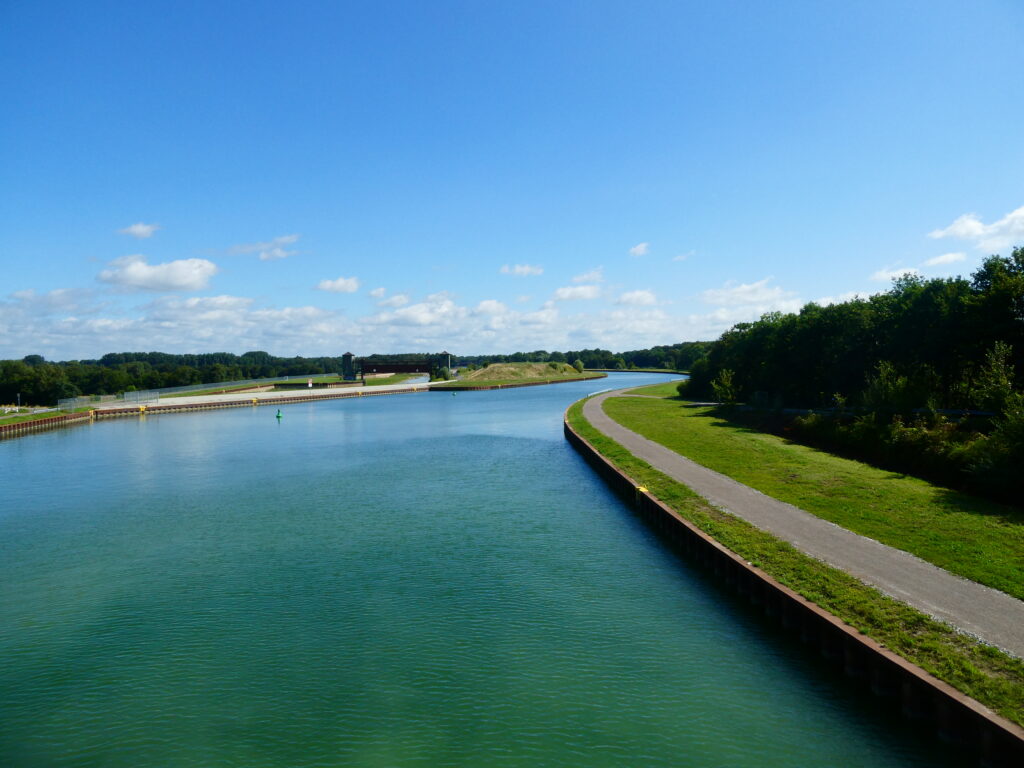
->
[711,368,738,405]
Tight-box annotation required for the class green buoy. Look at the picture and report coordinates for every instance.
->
[276,409,282,419]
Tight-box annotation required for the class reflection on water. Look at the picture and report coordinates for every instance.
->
[0,374,955,766]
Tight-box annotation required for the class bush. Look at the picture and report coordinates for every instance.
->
[711,368,738,405]
[572,359,584,373]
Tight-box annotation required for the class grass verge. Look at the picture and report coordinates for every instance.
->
[0,408,90,426]
[362,373,422,387]
[567,398,1024,726]
[435,362,606,388]
[602,391,1024,600]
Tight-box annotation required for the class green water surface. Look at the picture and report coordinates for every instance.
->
[0,374,958,766]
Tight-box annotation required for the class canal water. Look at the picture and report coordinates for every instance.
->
[1,373,957,767]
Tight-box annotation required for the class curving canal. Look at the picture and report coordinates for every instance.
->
[0,372,958,766]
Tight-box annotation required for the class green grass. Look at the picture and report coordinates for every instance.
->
[622,380,686,397]
[0,407,91,426]
[362,373,423,386]
[602,393,1024,601]
[166,383,279,397]
[434,363,606,388]
[566,398,1024,726]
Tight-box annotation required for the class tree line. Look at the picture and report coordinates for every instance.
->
[0,352,351,406]
[683,247,1024,503]
[453,342,711,372]
[1,343,712,407]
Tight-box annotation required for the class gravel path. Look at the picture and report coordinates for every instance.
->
[583,390,1024,658]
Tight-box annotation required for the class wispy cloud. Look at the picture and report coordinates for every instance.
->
[98,255,218,291]
[629,242,649,257]
[870,266,920,283]
[616,289,657,306]
[378,293,409,307]
[572,267,604,283]
[554,284,601,300]
[701,278,798,307]
[929,205,1024,251]
[118,222,160,239]
[231,234,301,261]
[369,287,386,298]
[673,250,695,262]
[317,276,360,293]
[922,252,966,267]
[500,264,543,276]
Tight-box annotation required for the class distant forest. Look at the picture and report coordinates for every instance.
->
[0,343,710,406]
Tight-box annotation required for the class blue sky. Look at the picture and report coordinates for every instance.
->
[2,0,1022,360]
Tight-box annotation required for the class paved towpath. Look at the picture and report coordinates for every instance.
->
[583,389,1024,658]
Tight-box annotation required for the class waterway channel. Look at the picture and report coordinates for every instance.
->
[0,373,958,766]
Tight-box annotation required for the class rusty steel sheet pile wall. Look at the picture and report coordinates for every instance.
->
[563,416,1024,767]
[0,410,93,440]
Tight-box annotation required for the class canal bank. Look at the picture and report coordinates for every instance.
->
[0,381,433,440]
[566,393,1024,766]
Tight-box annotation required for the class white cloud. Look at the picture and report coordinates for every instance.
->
[629,242,649,257]
[673,250,695,262]
[259,247,294,261]
[369,287,386,298]
[553,284,601,300]
[616,289,657,306]
[230,234,301,261]
[378,293,409,307]
[870,266,920,283]
[118,222,160,239]
[98,255,219,292]
[475,299,508,315]
[701,278,798,307]
[572,267,604,283]
[814,291,866,306]
[516,295,532,303]
[317,276,360,293]
[928,206,1024,251]
[366,291,467,327]
[923,252,966,267]
[500,264,543,276]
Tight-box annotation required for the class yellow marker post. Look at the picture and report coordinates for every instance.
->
[635,485,648,506]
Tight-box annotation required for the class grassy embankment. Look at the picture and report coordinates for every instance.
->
[605,385,1024,599]
[433,362,606,388]
[0,407,92,427]
[567,389,1024,726]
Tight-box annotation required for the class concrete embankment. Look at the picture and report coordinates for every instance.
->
[564,414,1024,768]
